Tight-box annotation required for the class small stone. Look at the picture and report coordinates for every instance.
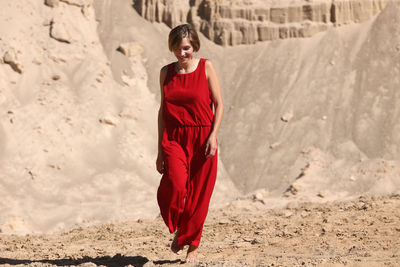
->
[52,74,61,80]
[281,112,293,122]
[50,20,72,43]
[251,238,263,245]
[117,42,144,57]
[99,115,119,126]
[396,45,400,52]
[322,115,327,120]
[3,50,23,74]
[243,237,253,242]
[284,185,298,197]
[33,59,42,66]
[45,0,59,7]
[252,192,265,204]
[219,219,229,225]
[329,60,335,65]
[269,142,280,149]
[283,210,293,217]
[300,211,309,218]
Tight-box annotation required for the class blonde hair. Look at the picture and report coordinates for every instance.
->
[168,24,200,52]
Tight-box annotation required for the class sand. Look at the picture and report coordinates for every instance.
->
[0,194,399,266]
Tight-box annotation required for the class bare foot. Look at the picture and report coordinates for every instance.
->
[171,230,183,255]
[185,245,199,263]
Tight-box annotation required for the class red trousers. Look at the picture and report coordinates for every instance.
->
[157,125,217,247]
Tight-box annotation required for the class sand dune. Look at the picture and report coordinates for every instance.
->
[0,0,237,234]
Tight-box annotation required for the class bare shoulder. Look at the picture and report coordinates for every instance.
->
[204,59,215,69]
[204,59,217,79]
[159,65,169,87]
[160,65,169,75]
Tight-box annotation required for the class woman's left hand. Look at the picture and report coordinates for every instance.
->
[205,133,217,159]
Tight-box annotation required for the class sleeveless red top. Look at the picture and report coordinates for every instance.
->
[162,58,214,128]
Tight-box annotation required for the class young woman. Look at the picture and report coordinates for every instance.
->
[156,24,224,263]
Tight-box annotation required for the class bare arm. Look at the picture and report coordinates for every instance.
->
[156,66,167,173]
[205,60,224,158]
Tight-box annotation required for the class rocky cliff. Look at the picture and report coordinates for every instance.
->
[133,0,388,45]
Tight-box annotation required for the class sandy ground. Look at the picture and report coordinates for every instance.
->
[0,194,399,267]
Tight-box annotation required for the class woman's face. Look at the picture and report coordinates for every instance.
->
[173,37,193,63]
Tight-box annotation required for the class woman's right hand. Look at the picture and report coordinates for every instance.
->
[156,152,164,174]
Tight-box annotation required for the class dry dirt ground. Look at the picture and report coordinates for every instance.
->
[0,194,399,267]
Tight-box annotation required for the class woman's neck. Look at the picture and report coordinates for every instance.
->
[177,57,197,73]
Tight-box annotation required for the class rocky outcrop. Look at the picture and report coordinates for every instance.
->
[133,0,388,45]
[60,0,93,7]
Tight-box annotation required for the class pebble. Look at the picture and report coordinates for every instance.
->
[281,112,293,122]
[45,0,59,7]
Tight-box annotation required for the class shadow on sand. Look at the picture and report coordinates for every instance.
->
[0,253,183,266]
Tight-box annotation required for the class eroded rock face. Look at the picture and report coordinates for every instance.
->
[133,0,388,45]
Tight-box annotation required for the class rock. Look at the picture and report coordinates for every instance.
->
[269,142,280,149]
[281,112,293,122]
[60,0,93,7]
[252,192,265,204]
[50,20,72,43]
[283,210,293,217]
[99,115,119,126]
[117,42,144,57]
[133,0,389,46]
[45,0,60,8]
[284,185,298,197]
[218,219,229,225]
[52,74,61,81]
[3,49,23,74]
[300,210,309,218]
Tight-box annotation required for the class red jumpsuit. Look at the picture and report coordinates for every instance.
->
[157,58,217,247]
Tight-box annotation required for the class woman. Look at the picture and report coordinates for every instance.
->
[156,24,224,263]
